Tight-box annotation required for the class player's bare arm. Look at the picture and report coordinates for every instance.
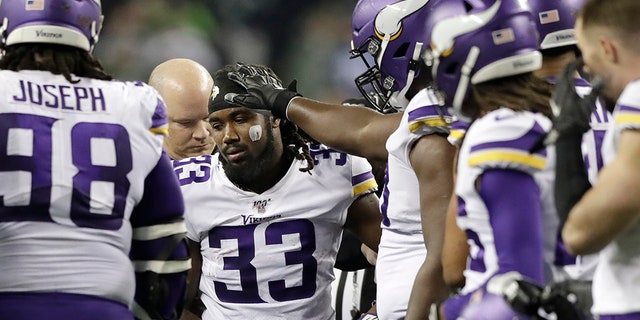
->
[563,129,640,255]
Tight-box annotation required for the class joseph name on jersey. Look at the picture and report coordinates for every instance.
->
[0,69,170,306]
[173,145,377,320]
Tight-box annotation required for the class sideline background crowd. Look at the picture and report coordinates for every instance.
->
[96,0,360,102]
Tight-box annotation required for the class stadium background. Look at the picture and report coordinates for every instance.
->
[96,0,362,104]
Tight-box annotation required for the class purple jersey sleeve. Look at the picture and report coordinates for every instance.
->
[479,169,545,285]
[130,151,184,226]
[129,151,189,319]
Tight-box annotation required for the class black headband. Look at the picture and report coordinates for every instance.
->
[208,69,248,114]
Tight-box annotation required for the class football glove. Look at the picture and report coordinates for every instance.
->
[488,272,589,320]
[224,62,301,119]
[545,57,606,145]
[487,272,542,316]
[538,281,590,320]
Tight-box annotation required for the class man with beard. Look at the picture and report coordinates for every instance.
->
[172,64,383,320]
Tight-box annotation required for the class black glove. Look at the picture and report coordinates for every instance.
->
[538,282,590,320]
[550,58,606,225]
[224,62,301,119]
[545,57,606,145]
[487,272,543,316]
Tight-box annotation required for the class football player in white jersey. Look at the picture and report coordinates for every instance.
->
[424,0,561,318]
[528,0,610,316]
[0,1,190,320]
[558,0,640,318]
[444,1,611,318]
[224,1,456,319]
[148,58,216,160]
[174,64,382,320]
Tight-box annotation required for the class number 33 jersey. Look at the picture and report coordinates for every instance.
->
[173,146,378,320]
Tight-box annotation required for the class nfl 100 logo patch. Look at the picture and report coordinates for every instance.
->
[252,199,271,214]
[26,0,45,11]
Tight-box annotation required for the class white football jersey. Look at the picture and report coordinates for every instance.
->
[455,108,558,294]
[173,145,377,320]
[592,79,640,315]
[0,70,170,306]
[376,88,451,320]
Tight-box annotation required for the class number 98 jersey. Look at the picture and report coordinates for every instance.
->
[173,144,378,320]
[0,70,172,307]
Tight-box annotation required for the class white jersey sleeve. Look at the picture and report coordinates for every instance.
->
[464,108,550,174]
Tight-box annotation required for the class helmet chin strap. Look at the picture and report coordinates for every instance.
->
[452,46,480,122]
[376,34,391,67]
[389,42,423,112]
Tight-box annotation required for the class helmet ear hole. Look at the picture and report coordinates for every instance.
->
[463,0,474,12]
[445,62,459,75]
[393,42,410,58]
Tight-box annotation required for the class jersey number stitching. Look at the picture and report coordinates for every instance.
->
[0,113,132,230]
[208,219,318,303]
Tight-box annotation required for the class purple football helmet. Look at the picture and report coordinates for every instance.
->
[350,0,431,113]
[425,0,542,120]
[0,0,103,52]
[529,0,584,50]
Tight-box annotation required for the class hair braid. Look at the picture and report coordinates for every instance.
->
[280,120,315,173]
[0,44,112,83]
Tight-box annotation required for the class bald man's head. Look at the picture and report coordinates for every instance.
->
[149,58,216,160]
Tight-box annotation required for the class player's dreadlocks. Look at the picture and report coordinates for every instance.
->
[209,63,315,173]
[281,119,315,173]
[0,44,112,83]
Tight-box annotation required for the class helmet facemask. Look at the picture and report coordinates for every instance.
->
[350,37,397,114]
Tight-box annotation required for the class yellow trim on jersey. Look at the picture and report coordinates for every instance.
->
[150,126,169,136]
[615,113,640,126]
[448,129,466,141]
[468,150,546,170]
[353,179,378,197]
[408,118,449,133]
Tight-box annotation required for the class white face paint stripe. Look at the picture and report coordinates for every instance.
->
[249,125,262,142]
